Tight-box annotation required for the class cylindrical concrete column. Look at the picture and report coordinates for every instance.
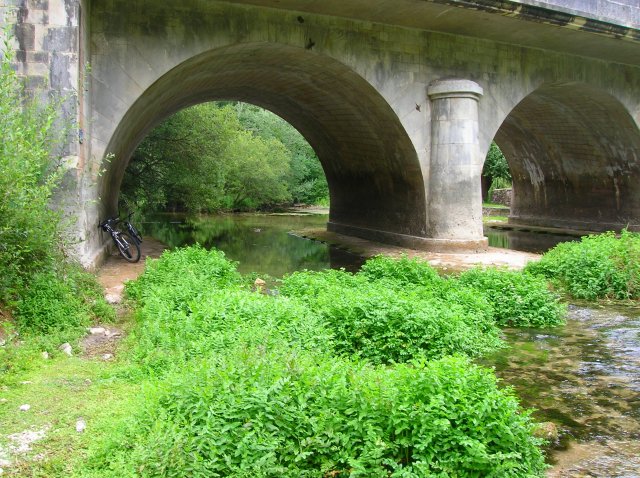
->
[427,79,487,249]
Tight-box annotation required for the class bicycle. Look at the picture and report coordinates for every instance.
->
[98,217,141,263]
[123,212,143,245]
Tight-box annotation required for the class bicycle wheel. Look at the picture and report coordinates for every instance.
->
[115,232,141,263]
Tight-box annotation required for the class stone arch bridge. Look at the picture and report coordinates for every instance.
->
[2,0,640,265]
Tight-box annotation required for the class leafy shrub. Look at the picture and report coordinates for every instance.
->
[457,268,566,327]
[14,271,90,334]
[0,34,69,300]
[128,289,333,374]
[125,245,241,308]
[91,247,547,477]
[525,230,640,300]
[281,268,502,364]
[13,265,114,335]
[90,350,546,478]
[359,254,441,287]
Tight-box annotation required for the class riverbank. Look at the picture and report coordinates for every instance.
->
[293,227,540,272]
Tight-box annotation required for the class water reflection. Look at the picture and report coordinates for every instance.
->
[485,227,580,254]
[142,213,363,277]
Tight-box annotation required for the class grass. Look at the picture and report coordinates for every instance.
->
[483,215,508,223]
[483,202,509,209]
[0,355,141,477]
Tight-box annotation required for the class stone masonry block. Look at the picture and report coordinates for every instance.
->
[44,26,77,52]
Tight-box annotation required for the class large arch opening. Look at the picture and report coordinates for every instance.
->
[99,43,425,242]
[494,83,640,232]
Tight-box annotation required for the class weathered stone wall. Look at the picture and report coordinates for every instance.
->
[1,0,79,120]
[0,0,90,246]
[491,189,512,208]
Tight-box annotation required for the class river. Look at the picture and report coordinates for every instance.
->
[141,212,640,477]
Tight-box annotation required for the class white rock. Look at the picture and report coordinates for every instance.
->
[19,404,30,412]
[20,381,32,385]
[75,418,86,433]
[59,343,73,356]
[102,353,113,361]
[104,293,121,304]
[41,351,49,360]
[0,398,8,404]
[88,327,106,335]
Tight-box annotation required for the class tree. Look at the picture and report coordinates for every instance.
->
[121,102,327,214]
[482,142,511,201]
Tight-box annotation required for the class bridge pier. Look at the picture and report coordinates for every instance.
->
[426,79,488,251]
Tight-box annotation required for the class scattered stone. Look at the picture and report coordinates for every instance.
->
[0,398,7,404]
[102,353,113,361]
[59,343,73,356]
[19,404,30,412]
[84,379,92,385]
[104,293,121,304]
[41,351,49,360]
[104,330,112,337]
[533,421,559,441]
[19,381,32,385]
[88,327,106,335]
[75,418,86,433]
[254,278,266,292]
[6,426,49,457]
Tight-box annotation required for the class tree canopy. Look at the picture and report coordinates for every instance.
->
[120,102,329,214]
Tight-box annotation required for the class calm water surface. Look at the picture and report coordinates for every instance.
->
[144,213,640,476]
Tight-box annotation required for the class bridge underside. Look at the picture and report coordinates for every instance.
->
[101,43,427,243]
[496,84,640,232]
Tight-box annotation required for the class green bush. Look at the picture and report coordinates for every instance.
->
[128,289,333,374]
[88,247,549,477]
[0,35,68,299]
[88,350,546,478]
[281,267,503,364]
[525,230,640,300]
[13,264,115,335]
[14,271,89,334]
[457,268,566,327]
[359,254,441,287]
[125,244,241,308]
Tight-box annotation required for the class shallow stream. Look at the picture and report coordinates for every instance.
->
[142,212,640,476]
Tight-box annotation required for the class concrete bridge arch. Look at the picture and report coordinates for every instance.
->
[490,82,640,232]
[100,42,426,253]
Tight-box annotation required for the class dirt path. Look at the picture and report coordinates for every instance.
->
[96,237,167,304]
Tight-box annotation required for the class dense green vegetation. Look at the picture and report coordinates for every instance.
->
[75,247,549,477]
[0,39,113,382]
[526,230,640,300]
[120,102,329,214]
[482,142,511,200]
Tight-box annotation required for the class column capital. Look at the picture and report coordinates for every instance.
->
[427,79,483,101]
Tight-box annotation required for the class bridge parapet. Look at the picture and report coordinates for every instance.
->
[516,0,640,28]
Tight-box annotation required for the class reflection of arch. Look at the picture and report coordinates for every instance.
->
[101,43,425,237]
[494,83,640,231]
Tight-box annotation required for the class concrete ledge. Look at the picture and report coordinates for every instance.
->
[327,222,488,252]
[508,216,640,233]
